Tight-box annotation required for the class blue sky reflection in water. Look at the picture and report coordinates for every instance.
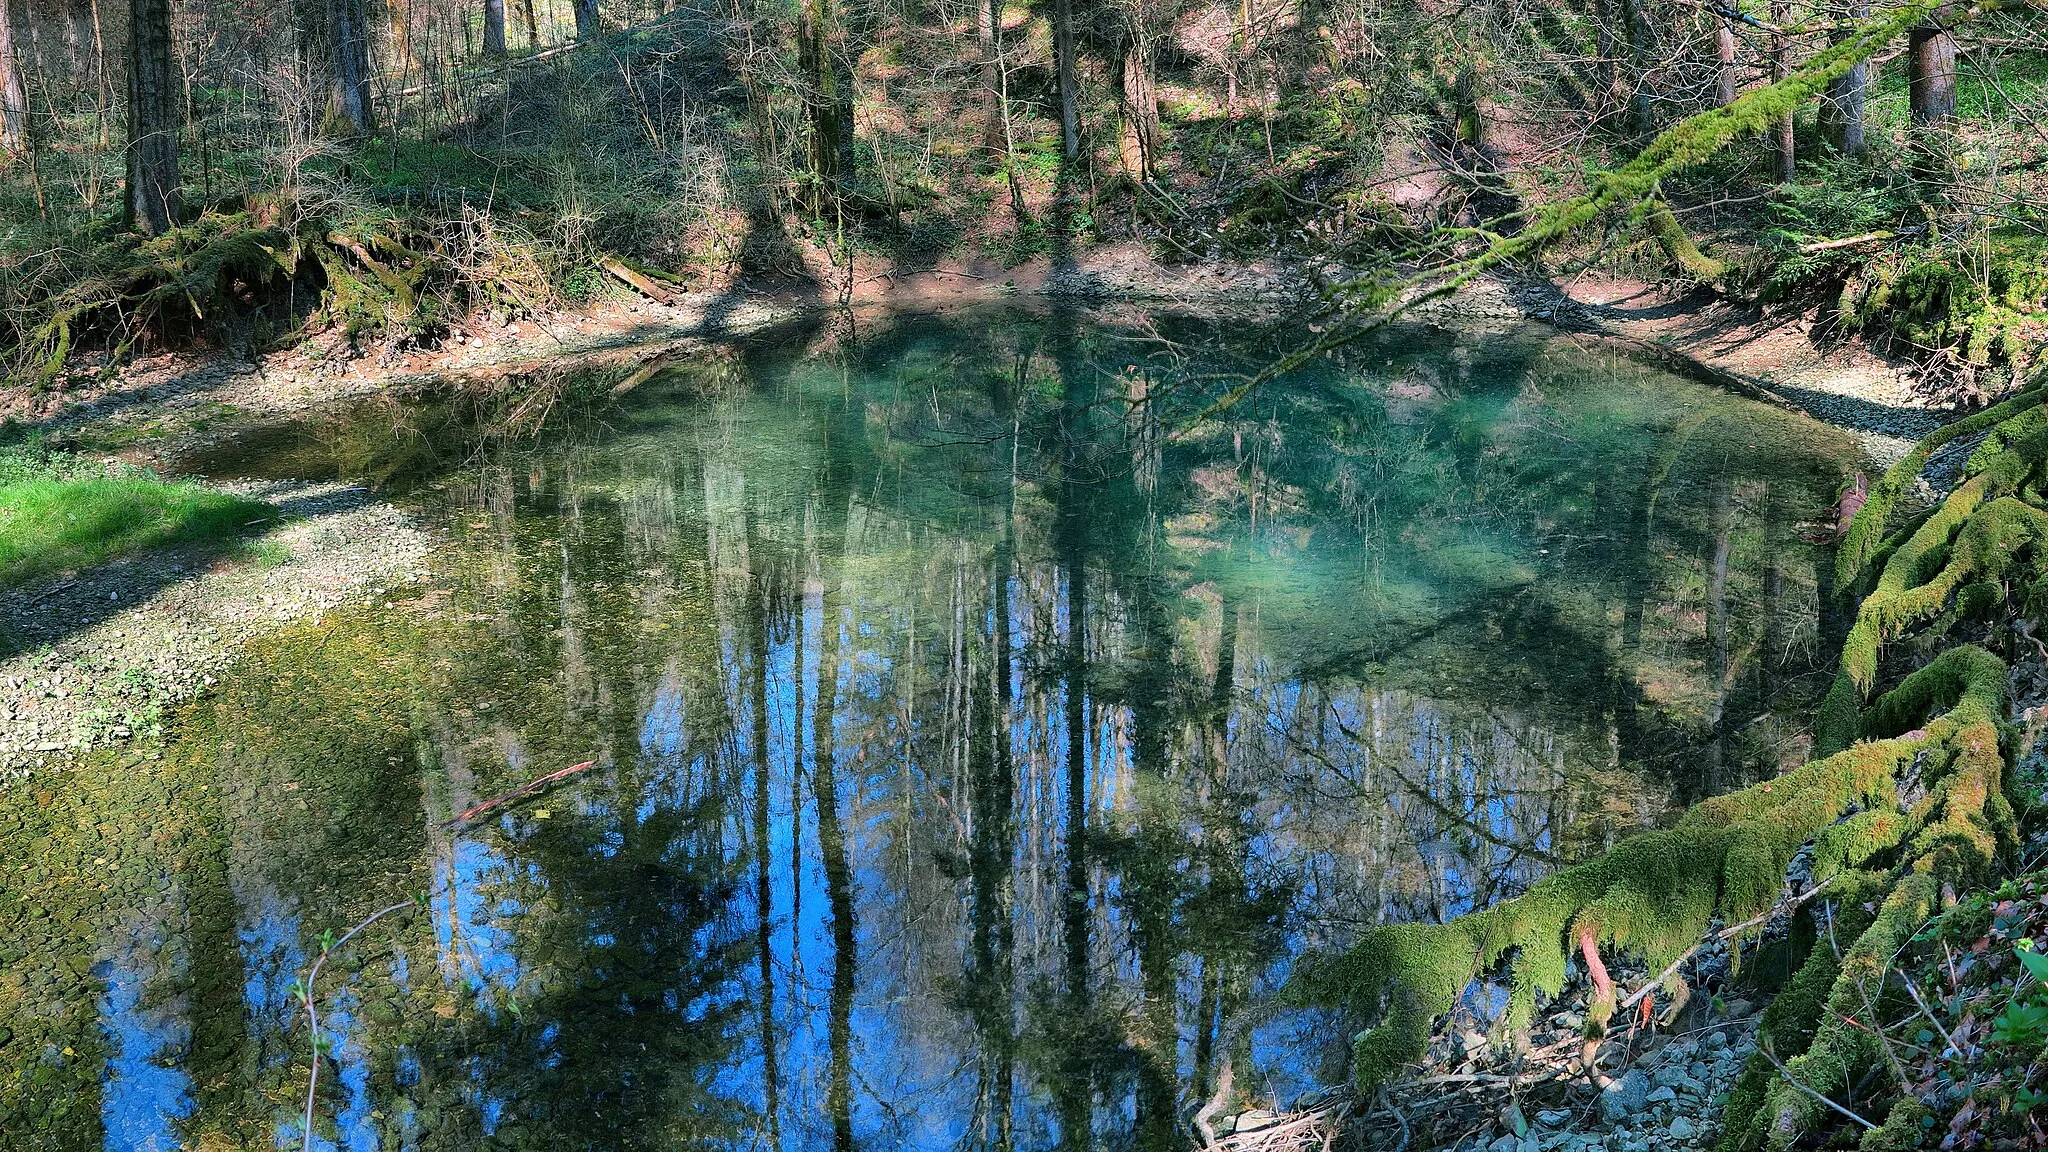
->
[0,307,1865,1151]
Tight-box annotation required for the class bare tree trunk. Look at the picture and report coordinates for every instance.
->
[89,0,110,145]
[978,0,1002,164]
[798,0,842,209]
[127,0,181,233]
[484,0,507,55]
[0,0,24,154]
[1909,5,1956,181]
[1620,0,1655,138]
[329,0,375,133]
[1908,12,1957,126]
[1818,0,1869,155]
[1117,19,1159,178]
[517,0,538,47]
[1050,0,1080,163]
[574,0,600,40]
[1770,0,1794,181]
[1714,18,1737,106]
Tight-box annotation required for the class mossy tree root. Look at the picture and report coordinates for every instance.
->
[1297,381,2039,1146]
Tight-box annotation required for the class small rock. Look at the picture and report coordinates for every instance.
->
[1701,1031,1728,1053]
[1722,998,1755,1020]
[1645,1087,1677,1105]
[1536,1110,1573,1128]
[1600,1070,1650,1123]
[1669,1117,1697,1141]
[1652,1064,1697,1090]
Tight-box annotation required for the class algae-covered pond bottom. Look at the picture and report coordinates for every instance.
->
[2,307,1865,1151]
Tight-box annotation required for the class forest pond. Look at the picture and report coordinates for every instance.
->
[1,306,1865,1151]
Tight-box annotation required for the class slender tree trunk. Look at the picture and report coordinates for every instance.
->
[126,0,181,233]
[978,0,1003,165]
[1620,0,1655,138]
[574,0,600,40]
[1821,1,1869,156]
[1594,0,1622,120]
[0,0,24,154]
[484,0,507,55]
[1714,18,1737,107]
[1770,0,1794,181]
[1050,0,1081,163]
[88,0,110,145]
[517,0,538,48]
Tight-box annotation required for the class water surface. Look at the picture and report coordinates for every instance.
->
[0,307,1863,1150]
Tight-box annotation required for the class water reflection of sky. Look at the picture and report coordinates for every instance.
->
[96,946,192,1152]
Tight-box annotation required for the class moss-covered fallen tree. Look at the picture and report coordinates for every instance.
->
[1287,376,2048,1149]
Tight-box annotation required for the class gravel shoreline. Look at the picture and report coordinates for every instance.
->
[0,480,431,781]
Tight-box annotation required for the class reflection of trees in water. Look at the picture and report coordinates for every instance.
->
[6,311,1862,1151]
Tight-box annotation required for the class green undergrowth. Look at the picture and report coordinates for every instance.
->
[0,444,270,588]
[1291,371,2048,1150]
[1840,232,2048,383]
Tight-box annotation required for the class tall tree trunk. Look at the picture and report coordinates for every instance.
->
[517,0,538,47]
[1714,18,1737,107]
[1908,6,1957,181]
[126,0,181,233]
[483,0,507,55]
[329,0,374,133]
[1770,0,1794,181]
[978,0,1002,165]
[1050,0,1080,163]
[574,0,599,40]
[0,0,25,154]
[1620,0,1655,138]
[1820,1,1869,156]
[798,0,842,209]
[1908,12,1957,126]
[1118,26,1159,177]
[88,0,110,145]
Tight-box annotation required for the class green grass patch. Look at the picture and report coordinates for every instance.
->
[0,446,271,588]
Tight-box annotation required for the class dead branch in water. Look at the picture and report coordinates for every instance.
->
[445,759,598,830]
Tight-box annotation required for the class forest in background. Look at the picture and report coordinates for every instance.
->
[0,0,2042,393]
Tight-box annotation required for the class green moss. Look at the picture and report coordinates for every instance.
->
[1838,385,2047,592]
[1858,1098,1932,1151]
[1755,874,1938,1149]
[1642,198,1727,284]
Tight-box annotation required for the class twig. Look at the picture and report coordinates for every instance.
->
[1898,973,1963,1057]
[1756,1044,1879,1131]
[298,900,417,1152]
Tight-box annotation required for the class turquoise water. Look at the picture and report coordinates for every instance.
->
[0,306,1863,1150]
